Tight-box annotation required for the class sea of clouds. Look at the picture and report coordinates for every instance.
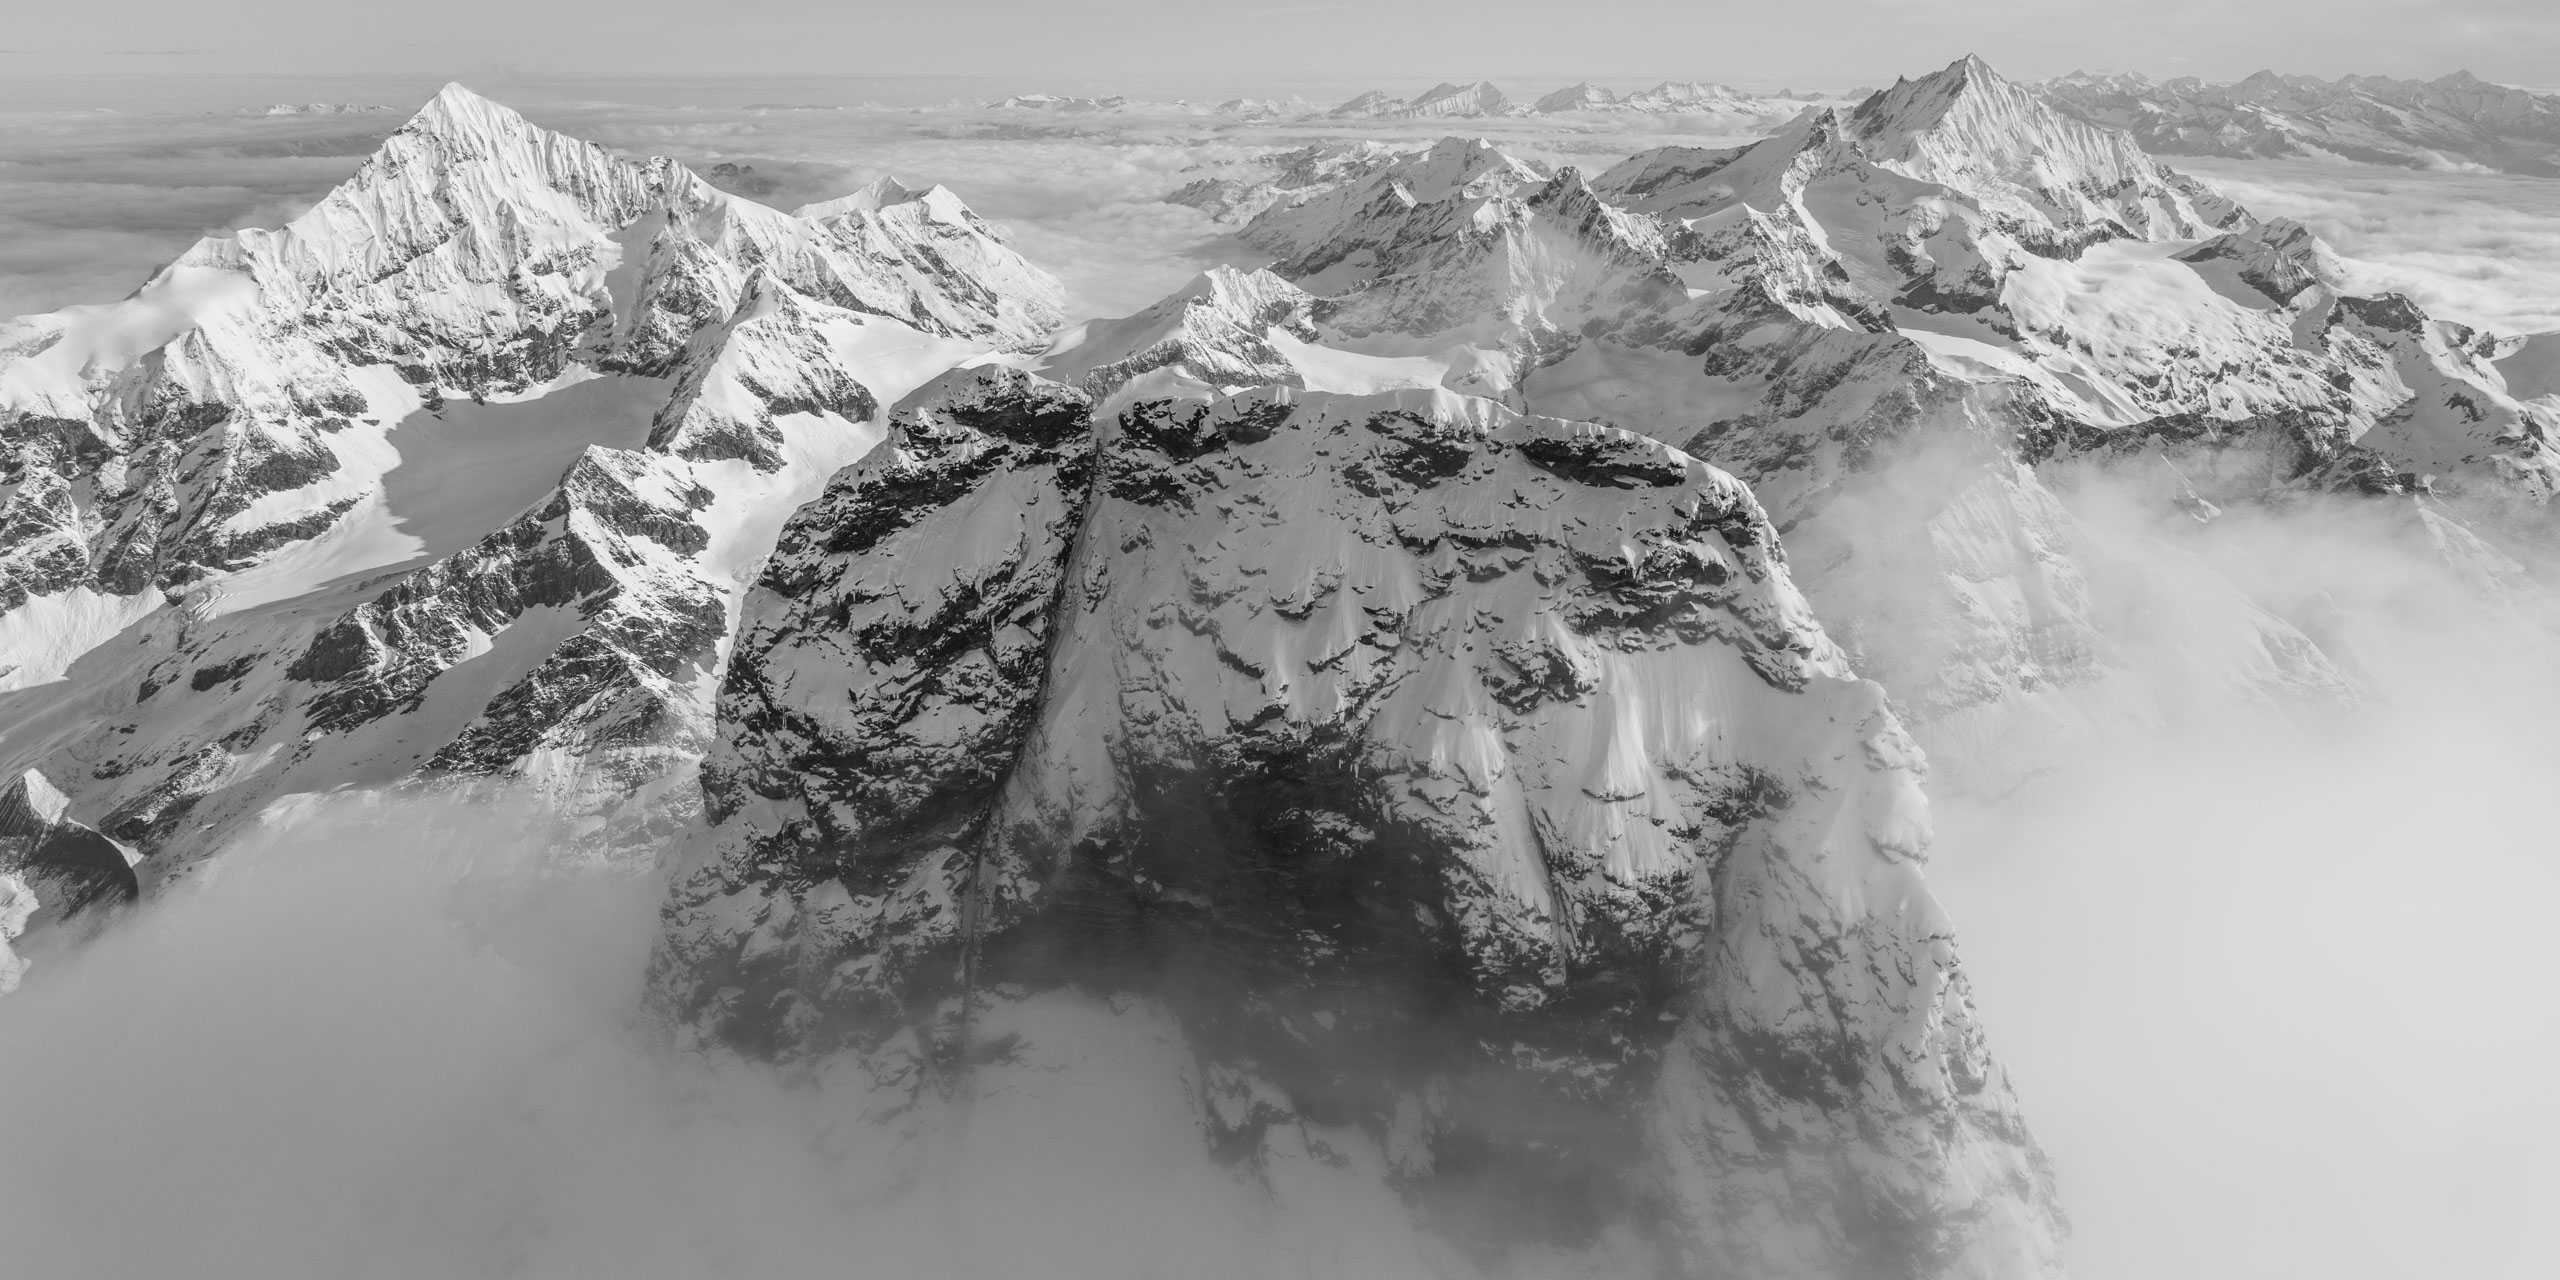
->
[2184,156,2560,335]
[3,76,2557,1280]
[1930,481,2560,1280]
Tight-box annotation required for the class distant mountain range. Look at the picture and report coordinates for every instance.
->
[10,52,2560,1280]
[983,69,2560,176]
[2037,69,2560,175]
[986,79,1854,123]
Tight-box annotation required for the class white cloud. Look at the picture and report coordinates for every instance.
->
[0,789,1456,1278]
[2183,156,2560,335]
[1931,485,2560,1280]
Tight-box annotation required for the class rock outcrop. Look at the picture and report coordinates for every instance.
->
[656,369,2064,1278]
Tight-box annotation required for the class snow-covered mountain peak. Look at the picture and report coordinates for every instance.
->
[1325,82,1519,120]
[1041,264,1319,402]
[1853,56,2048,149]
[1161,141,1404,225]
[2033,67,2560,176]
[335,79,650,220]
[2049,68,2155,92]
[1854,53,2054,138]
[1405,135,1543,201]
[1129,54,2559,803]
[1533,82,1616,112]
[789,176,991,244]
[793,175,921,219]
[1825,53,2247,241]
[180,83,664,321]
[405,80,541,141]
[1231,136,1548,282]
[1852,54,2067,159]
[1326,89,1399,117]
[1622,80,1760,111]
[1405,79,1511,117]
[0,86,1067,900]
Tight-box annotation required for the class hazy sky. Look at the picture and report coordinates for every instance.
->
[7,0,2560,90]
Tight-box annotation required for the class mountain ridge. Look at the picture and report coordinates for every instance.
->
[7,59,2557,1280]
[1146,53,2552,791]
[2035,66,2560,175]
[0,81,1064,923]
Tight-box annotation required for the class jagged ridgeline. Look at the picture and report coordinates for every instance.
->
[8,50,2560,1280]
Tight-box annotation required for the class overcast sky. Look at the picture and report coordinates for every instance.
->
[7,0,2559,91]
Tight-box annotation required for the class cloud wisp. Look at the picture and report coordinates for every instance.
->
[1930,483,2560,1280]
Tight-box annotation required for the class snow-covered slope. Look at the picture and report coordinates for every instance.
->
[1041,266,1325,404]
[655,366,2064,1278]
[1136,55,2558,785]
[0,86,1063,912]
[1233,136,1550,284]
[1163,141,1402,226]
[2037,68,2560,176]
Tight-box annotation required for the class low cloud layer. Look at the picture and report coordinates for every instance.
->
[0,112,370,314]
[7,493,2554,1280]
[1931,487,2560,1280]
[4,80,2558,1280]
[0,793,1458,1278]
[2186,156,2560,335]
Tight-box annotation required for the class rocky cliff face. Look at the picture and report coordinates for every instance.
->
[0,770,138,991]
[656,366,2062,1278]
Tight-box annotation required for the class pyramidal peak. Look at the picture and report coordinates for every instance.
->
[1838,50,2244,239]
[1534,82,1616,112]
[366,81,610,177]
[794,175,924,219]
[1405,135,1543,199]
[1852,53,2035,141]
[0,80,1070,908]
[1948,51,1999,81]
[222,82,664,292]
[407,80,525,134]
[1401,81,1511,117]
